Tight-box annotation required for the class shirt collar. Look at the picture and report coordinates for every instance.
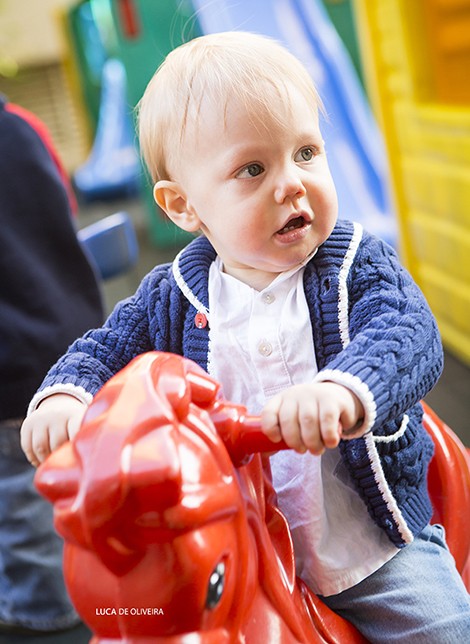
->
[213,247,317,293]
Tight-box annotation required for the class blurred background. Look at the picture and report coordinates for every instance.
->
[1,0,469,449]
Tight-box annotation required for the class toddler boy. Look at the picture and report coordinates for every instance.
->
[22,32,470,642]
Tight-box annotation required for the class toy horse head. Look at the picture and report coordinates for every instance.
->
[36,353,265,640]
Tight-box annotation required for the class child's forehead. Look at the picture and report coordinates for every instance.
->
[185,78,318,139]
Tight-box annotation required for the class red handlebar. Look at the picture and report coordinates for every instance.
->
[209,406,289,466]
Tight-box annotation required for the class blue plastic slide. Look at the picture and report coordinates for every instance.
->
[73,58,141,202]
[191,0,397,246]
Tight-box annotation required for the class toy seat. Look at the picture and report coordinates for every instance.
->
[422,402,470,589]
[78,211,139,280]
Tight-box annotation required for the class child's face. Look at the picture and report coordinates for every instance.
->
[161,83,338,289]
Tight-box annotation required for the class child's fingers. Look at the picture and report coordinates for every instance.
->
[20,396,87,467]
[318,400,342,449]
[48,422,70,453]
[298,401,324,454]
[338,394,365,438]
[340,417,365,438]
[261,396,283,442]
[30,423,52,465]
[276,398,306,453]
[67,407,86,440]
[20,418,38,466]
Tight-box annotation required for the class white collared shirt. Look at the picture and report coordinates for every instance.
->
[207,257,398,596]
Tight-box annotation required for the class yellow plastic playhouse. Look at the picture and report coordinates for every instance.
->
[353,0,470,365]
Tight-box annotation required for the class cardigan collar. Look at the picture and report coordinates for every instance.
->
[172,235,216,320]
[172,221,359,323]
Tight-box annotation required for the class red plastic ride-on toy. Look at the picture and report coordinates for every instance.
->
[35,352,470,643]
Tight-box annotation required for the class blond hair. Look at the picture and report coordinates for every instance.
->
[137,31,322,183]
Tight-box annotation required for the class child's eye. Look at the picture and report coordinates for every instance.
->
[295,146,316,162]
[237,163,264,178]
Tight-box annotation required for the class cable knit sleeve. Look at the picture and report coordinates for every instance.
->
[315,229,443,433]
[31,266,172,403]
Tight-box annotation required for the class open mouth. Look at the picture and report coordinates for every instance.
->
[277,214,308,235]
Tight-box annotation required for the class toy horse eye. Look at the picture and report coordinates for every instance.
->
[205,561,225,609]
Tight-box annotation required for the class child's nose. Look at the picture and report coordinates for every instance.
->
[274,169,306,204]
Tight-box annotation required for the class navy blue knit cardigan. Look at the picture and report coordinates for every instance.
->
[34,220,443,547]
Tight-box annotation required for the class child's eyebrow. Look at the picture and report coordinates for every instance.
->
[221,143,269,168]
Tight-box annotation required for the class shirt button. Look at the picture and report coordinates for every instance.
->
[262,292,275,304]
[258,340,273,357]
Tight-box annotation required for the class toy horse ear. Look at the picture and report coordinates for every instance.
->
[186,369,220,407]
[154,180,201,232]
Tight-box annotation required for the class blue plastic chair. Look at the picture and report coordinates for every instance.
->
[78,211,139,280]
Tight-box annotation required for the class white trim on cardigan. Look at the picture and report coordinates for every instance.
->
[27,383,93,415]
[172,248,210,320]
[364,432,414,544]
[374,415,409,443]
[317,222,377,433]
[325,221,414,543]
[338,221,363,347]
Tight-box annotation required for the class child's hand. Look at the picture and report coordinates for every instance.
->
[21,394,87,467]
[261,382,365,455]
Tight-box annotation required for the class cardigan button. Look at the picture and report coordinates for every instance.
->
[195,312,207,329]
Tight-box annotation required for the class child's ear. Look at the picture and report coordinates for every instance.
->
[153,181,200,232]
